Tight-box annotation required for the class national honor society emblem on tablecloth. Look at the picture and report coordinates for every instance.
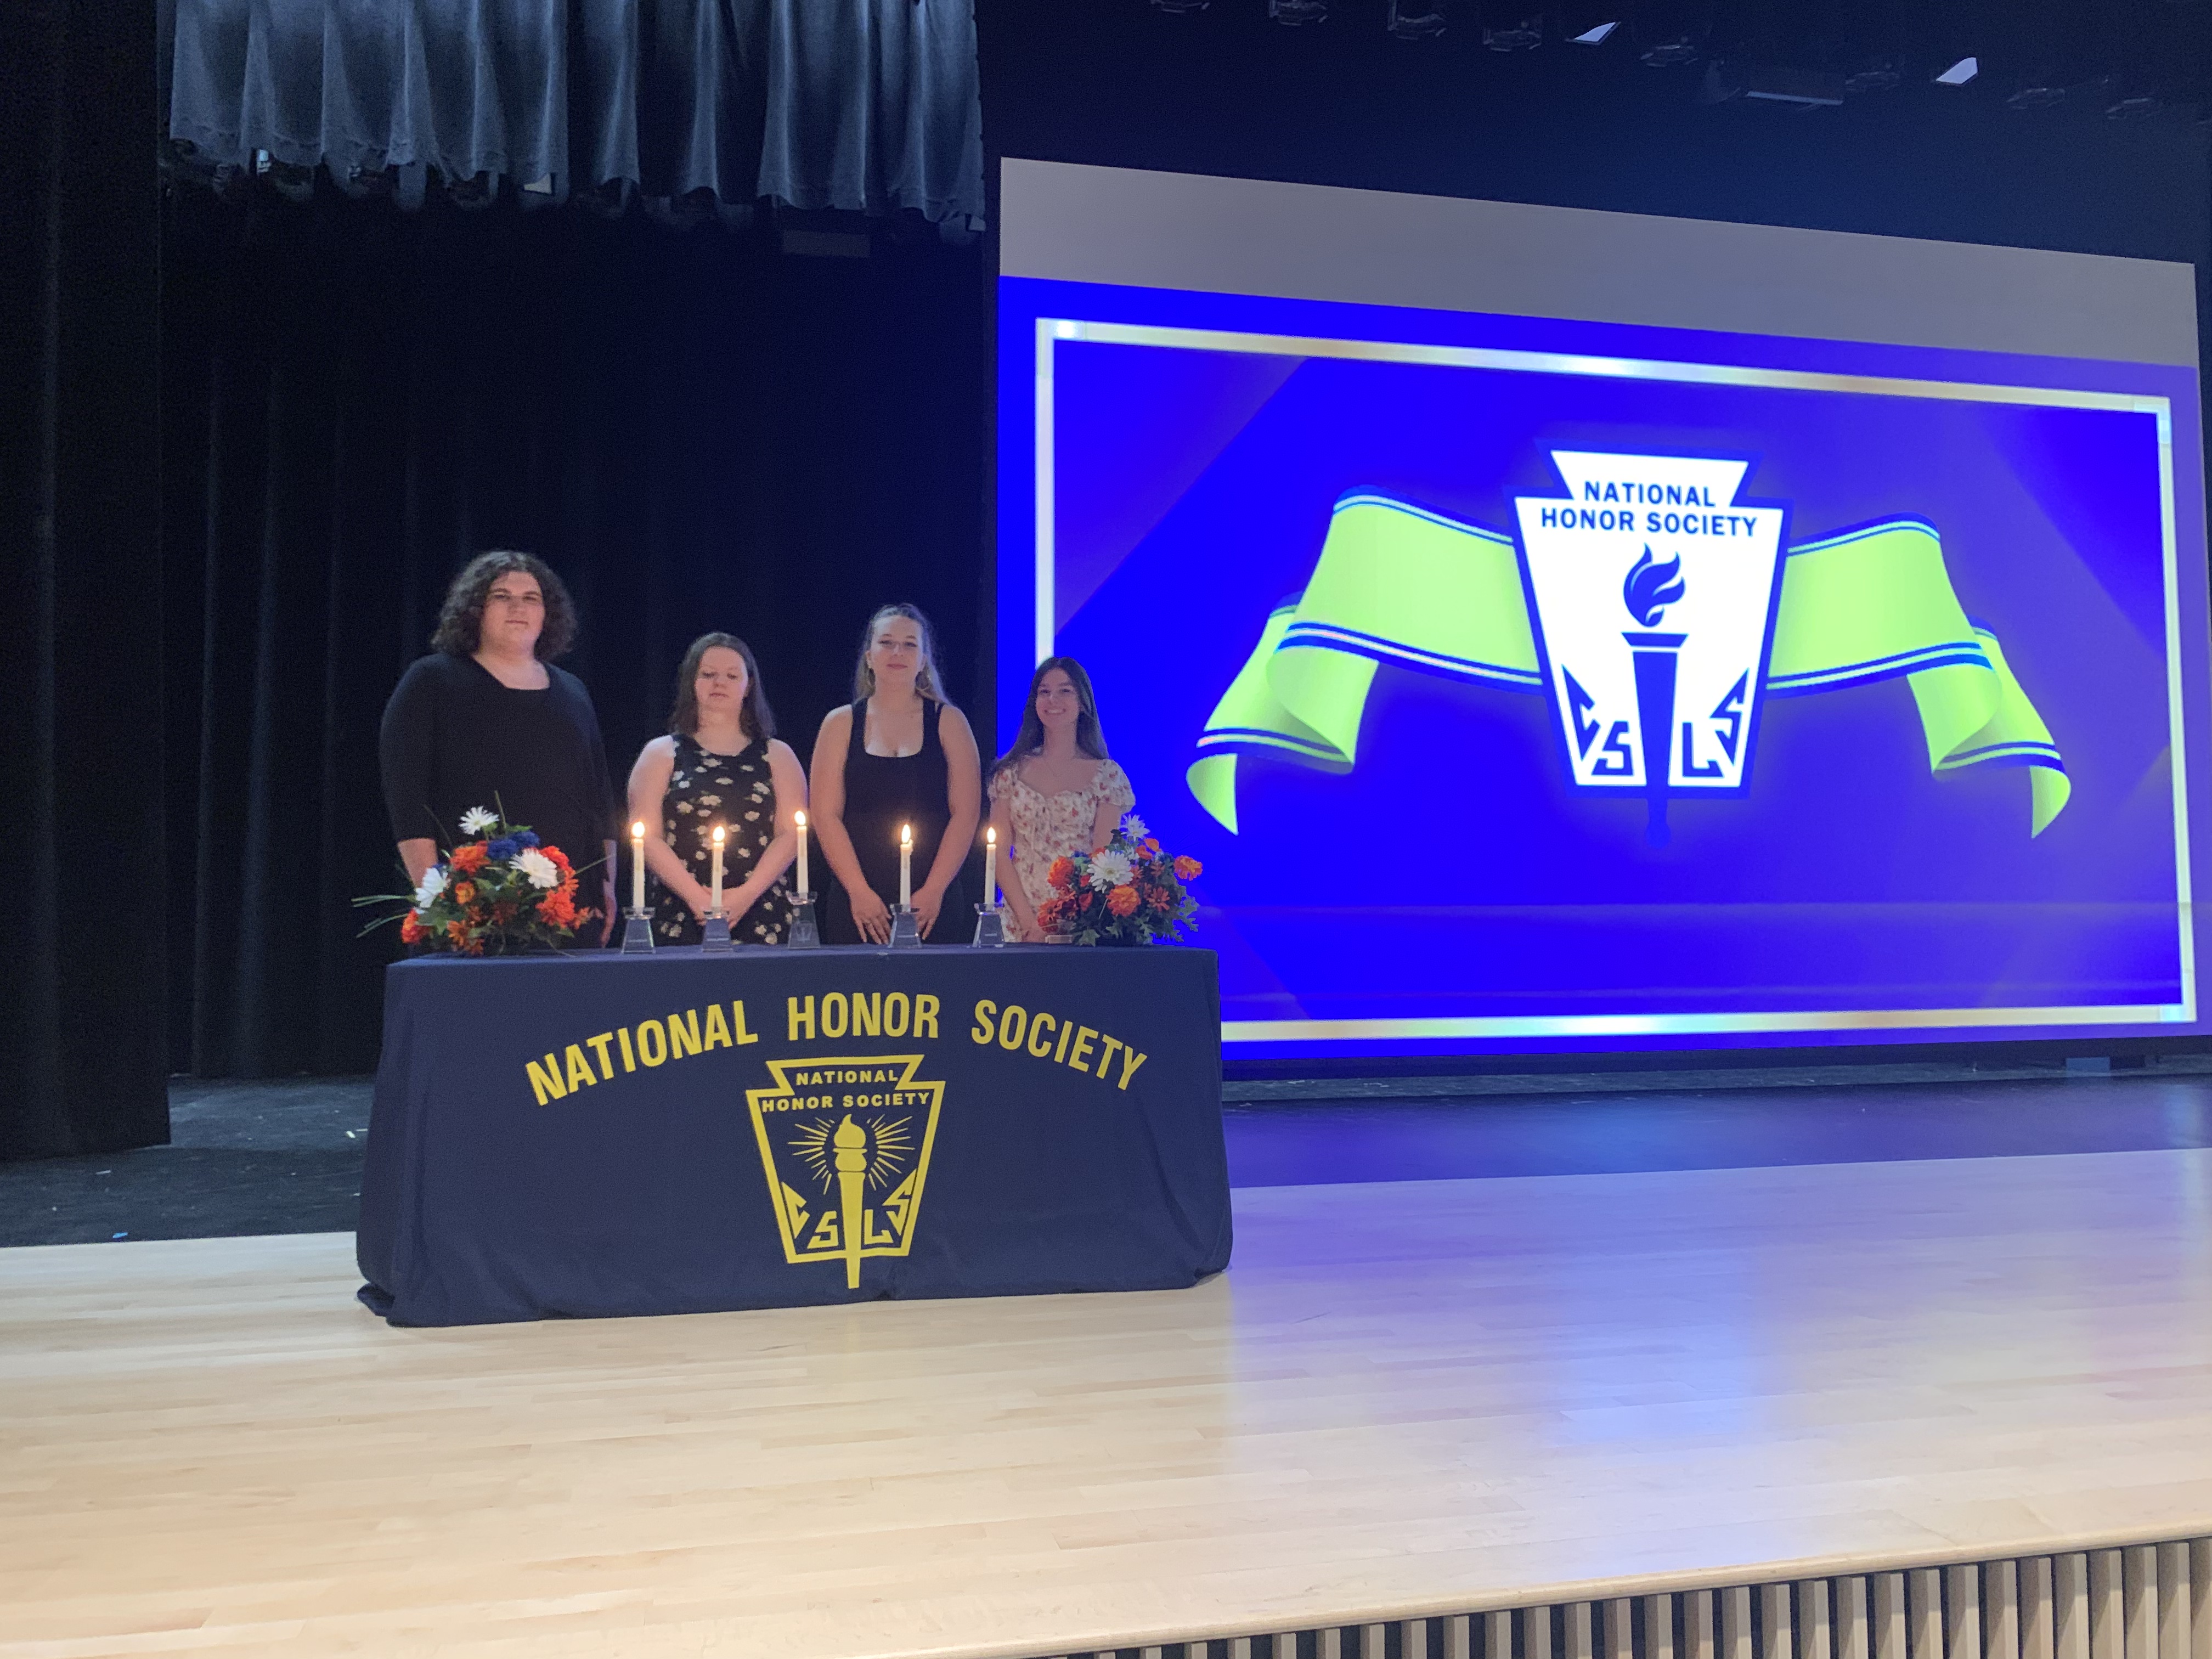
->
[746,1056,945,1288]
[1188,449,2070,840]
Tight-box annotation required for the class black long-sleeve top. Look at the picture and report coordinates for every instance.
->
[379,652,620,879]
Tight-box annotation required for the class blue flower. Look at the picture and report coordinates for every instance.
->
[487,837,520,861]
[514,830,540,848]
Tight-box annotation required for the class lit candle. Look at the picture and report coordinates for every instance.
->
[899,822,913,910]
[710,824,725,914]
[631,820,646,914]
[794,809,809,896]
[985,825,998,909]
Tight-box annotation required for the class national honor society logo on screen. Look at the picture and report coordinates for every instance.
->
[746,1055,945,1289]
[1515,454,1785,845]
[1188,449,2070,841]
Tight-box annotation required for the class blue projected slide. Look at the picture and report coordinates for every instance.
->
[997,173,2210,1058]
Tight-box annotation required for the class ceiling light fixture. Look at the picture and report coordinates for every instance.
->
[1386,0,1447,39]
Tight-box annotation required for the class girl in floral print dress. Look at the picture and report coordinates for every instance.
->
[627,633,805,945]
[986,656,1134,944]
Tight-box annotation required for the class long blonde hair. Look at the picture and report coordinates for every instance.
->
[851,602,948,703]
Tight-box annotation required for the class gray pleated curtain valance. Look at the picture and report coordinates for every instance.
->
[166,0,985,224]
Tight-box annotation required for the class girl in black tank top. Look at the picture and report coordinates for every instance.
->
[825,697,971,944]
[812,605,981,945]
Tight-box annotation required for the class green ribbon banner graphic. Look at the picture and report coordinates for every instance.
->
[1188,494,2070,837]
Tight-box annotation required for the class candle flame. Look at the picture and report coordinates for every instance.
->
[986,826,996,846]
[794,809,807,828]
[630,821,645,839]
[900,823,912,847]
[712,824,725,845]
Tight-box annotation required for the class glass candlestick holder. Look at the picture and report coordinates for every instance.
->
[786,893,820,948]
[620,907,656,955]
[700,910,733,952]
[972,904,1009,947]
[888,906,922,949]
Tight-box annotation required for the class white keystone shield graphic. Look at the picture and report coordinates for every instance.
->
[1514,452,1787,844]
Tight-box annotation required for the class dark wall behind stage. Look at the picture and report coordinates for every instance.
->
[42,1,2212,1144]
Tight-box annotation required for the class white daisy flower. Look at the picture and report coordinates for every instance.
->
[1088,849,1134,890]
[514,848,561,890]
[458,806,498,837]
[1121,812,1149,841]
[413,866,448,907]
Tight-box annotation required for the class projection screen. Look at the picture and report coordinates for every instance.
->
[997,159,2210,1059]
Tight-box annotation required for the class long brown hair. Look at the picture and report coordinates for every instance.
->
[990,656,1108,781]
[431,550,579,659]
[667,633,776,742]
[851,602,949,703]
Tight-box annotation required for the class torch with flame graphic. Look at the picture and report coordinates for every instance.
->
[832,1114,868,1289]
[1621,548,1687,847]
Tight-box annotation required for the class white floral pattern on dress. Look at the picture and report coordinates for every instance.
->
[650,736,791,944]
[989,758,1135,918]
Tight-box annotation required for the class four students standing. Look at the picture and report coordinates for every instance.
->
[379,563,1137,947]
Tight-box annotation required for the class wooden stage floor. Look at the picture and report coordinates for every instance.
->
[4,1150,2210,1659]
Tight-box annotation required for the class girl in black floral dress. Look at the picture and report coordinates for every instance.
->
[627,633,806,945]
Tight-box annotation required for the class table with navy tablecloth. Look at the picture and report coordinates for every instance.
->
[357,945,1230,1326]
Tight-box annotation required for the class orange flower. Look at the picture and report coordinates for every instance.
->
[399,910,425,945]
[546,846,572,875]
[1142,837,1160,855]
[1107,884,1139,917]
[450,844,488,874]
[1173,855,1202,881]
[445,919,470,947]
[1047,856,1076,891]
[453,881,476,905]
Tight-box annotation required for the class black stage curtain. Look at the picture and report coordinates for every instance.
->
[161,184,986,1079]
[0,1,170,1158]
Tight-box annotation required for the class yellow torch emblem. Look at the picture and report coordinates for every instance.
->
[745,1055,944,1288]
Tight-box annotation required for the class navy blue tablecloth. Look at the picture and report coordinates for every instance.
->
[358,946,1229,1325]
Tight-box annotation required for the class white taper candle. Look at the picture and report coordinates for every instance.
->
[985,825,997,909]
[899,822,912,910]
[630,821,646,913]
[710,824,725,913]
[794,809,809,896]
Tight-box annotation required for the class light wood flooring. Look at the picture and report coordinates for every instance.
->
[4,1150,2210,1659]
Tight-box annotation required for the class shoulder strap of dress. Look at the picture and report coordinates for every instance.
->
[921,698,946,758]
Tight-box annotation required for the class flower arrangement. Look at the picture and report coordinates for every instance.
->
[1034,814,1201,947]
[359,806,586,955]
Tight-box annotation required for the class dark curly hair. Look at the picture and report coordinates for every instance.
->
[431,551,579,659]
[667,633,777,743]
